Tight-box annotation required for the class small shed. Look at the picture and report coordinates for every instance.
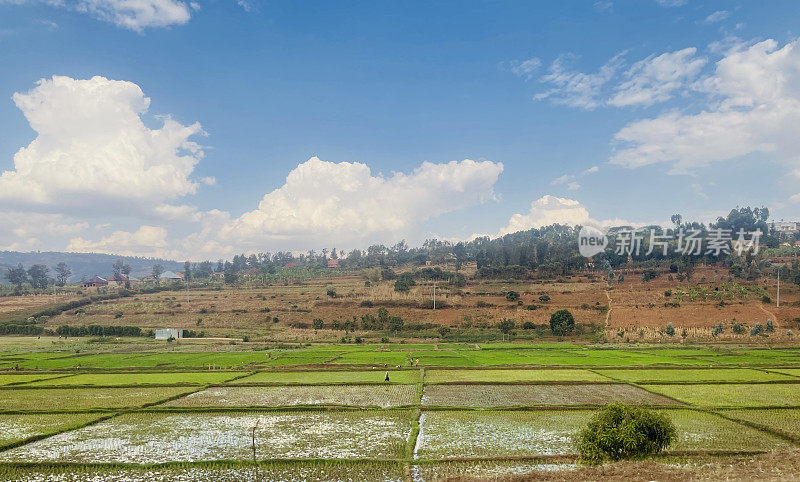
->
[155,328,184,340]
[83,276,108,288]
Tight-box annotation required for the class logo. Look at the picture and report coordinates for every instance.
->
[578,225,608,257]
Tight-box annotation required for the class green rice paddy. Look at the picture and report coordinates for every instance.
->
[0,343,799,479]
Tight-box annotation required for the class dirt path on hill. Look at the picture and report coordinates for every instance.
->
[758,303,779,326]
[604,290,613,328]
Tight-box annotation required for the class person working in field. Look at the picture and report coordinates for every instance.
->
[385,371,390,382]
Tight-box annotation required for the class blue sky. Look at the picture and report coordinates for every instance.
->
[1,0,799,259]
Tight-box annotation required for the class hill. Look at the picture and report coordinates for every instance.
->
[0,251,183,283]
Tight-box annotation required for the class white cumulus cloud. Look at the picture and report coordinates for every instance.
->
[67,225,172,257]
[0,76,205,211]
[217,156,504,249]
[610,37,800,186]
[495,195,640,237]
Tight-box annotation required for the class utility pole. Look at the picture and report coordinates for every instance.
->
[777,266,781,308]
[433,281,436,310]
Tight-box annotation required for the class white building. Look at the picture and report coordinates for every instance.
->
[155,328,184,340]
[771,221,799,233]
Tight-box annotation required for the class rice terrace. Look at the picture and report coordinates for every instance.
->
[4,0,800,480]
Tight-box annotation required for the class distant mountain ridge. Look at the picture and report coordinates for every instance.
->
[0,251,183,283]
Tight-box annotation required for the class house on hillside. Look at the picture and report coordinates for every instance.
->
[771,221,800,233]
[244,268,261,277]
[159,271,183,281]
[283,262,296,268]
[83,276,108,288]
[327,258,339,268]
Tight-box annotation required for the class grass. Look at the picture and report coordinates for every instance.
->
[0,387,194,411]
[643,383,800,407]
[658,409,790,451]
[415,410,591,458]
[424,368,610,383]
[163,385,418,408]
[0,411,413,463]
[24,372,241,387]
[232,369,420,385]
[723,409,800,440]
[0,373,64,386]
[0,413,109,448]
[598,368,796,384]
[0,461,408,481]
[3,339,800,475]
[421,384,679,407]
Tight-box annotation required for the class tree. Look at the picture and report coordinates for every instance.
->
[54,262,71,287]
[113,260,125,276]
[665,322,676,337]
[312,318,324,330]
[577,404,676,465]
[549,309,575,336]
[27,264,49,290]
[121,263,131,277]
[498,318,515,335]
[184,261,192,282]
[5,264,28,289]
[377,307,389,325]
[152,264,164,284]
[670,214,682,228]
[393,273,415,292]
[388,316,404,333]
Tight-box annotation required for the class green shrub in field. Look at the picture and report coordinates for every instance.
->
[505,291,520,301]
[731,321,747,334]
[712,322,724,337]
[665,322,675,337]
[577,404,676,465]
[549,309,574,336]
[750,322,764,336]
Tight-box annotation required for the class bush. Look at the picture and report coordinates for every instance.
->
[522,321,536,330]
[326,288,336,298]
[766,319,775,333]
[762,295,772,304]
[577,404,676,465]
[360,300,373,307]
[549,309,575,336]
[526,304,537,310]
[665,322,675,337]
[750,322,764,336]
[712,322,724,337]
[393,273,415,292]
[505,291,520,301]
[539,294,551,302]
[498,318,515,334]
[730,321,746,334]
